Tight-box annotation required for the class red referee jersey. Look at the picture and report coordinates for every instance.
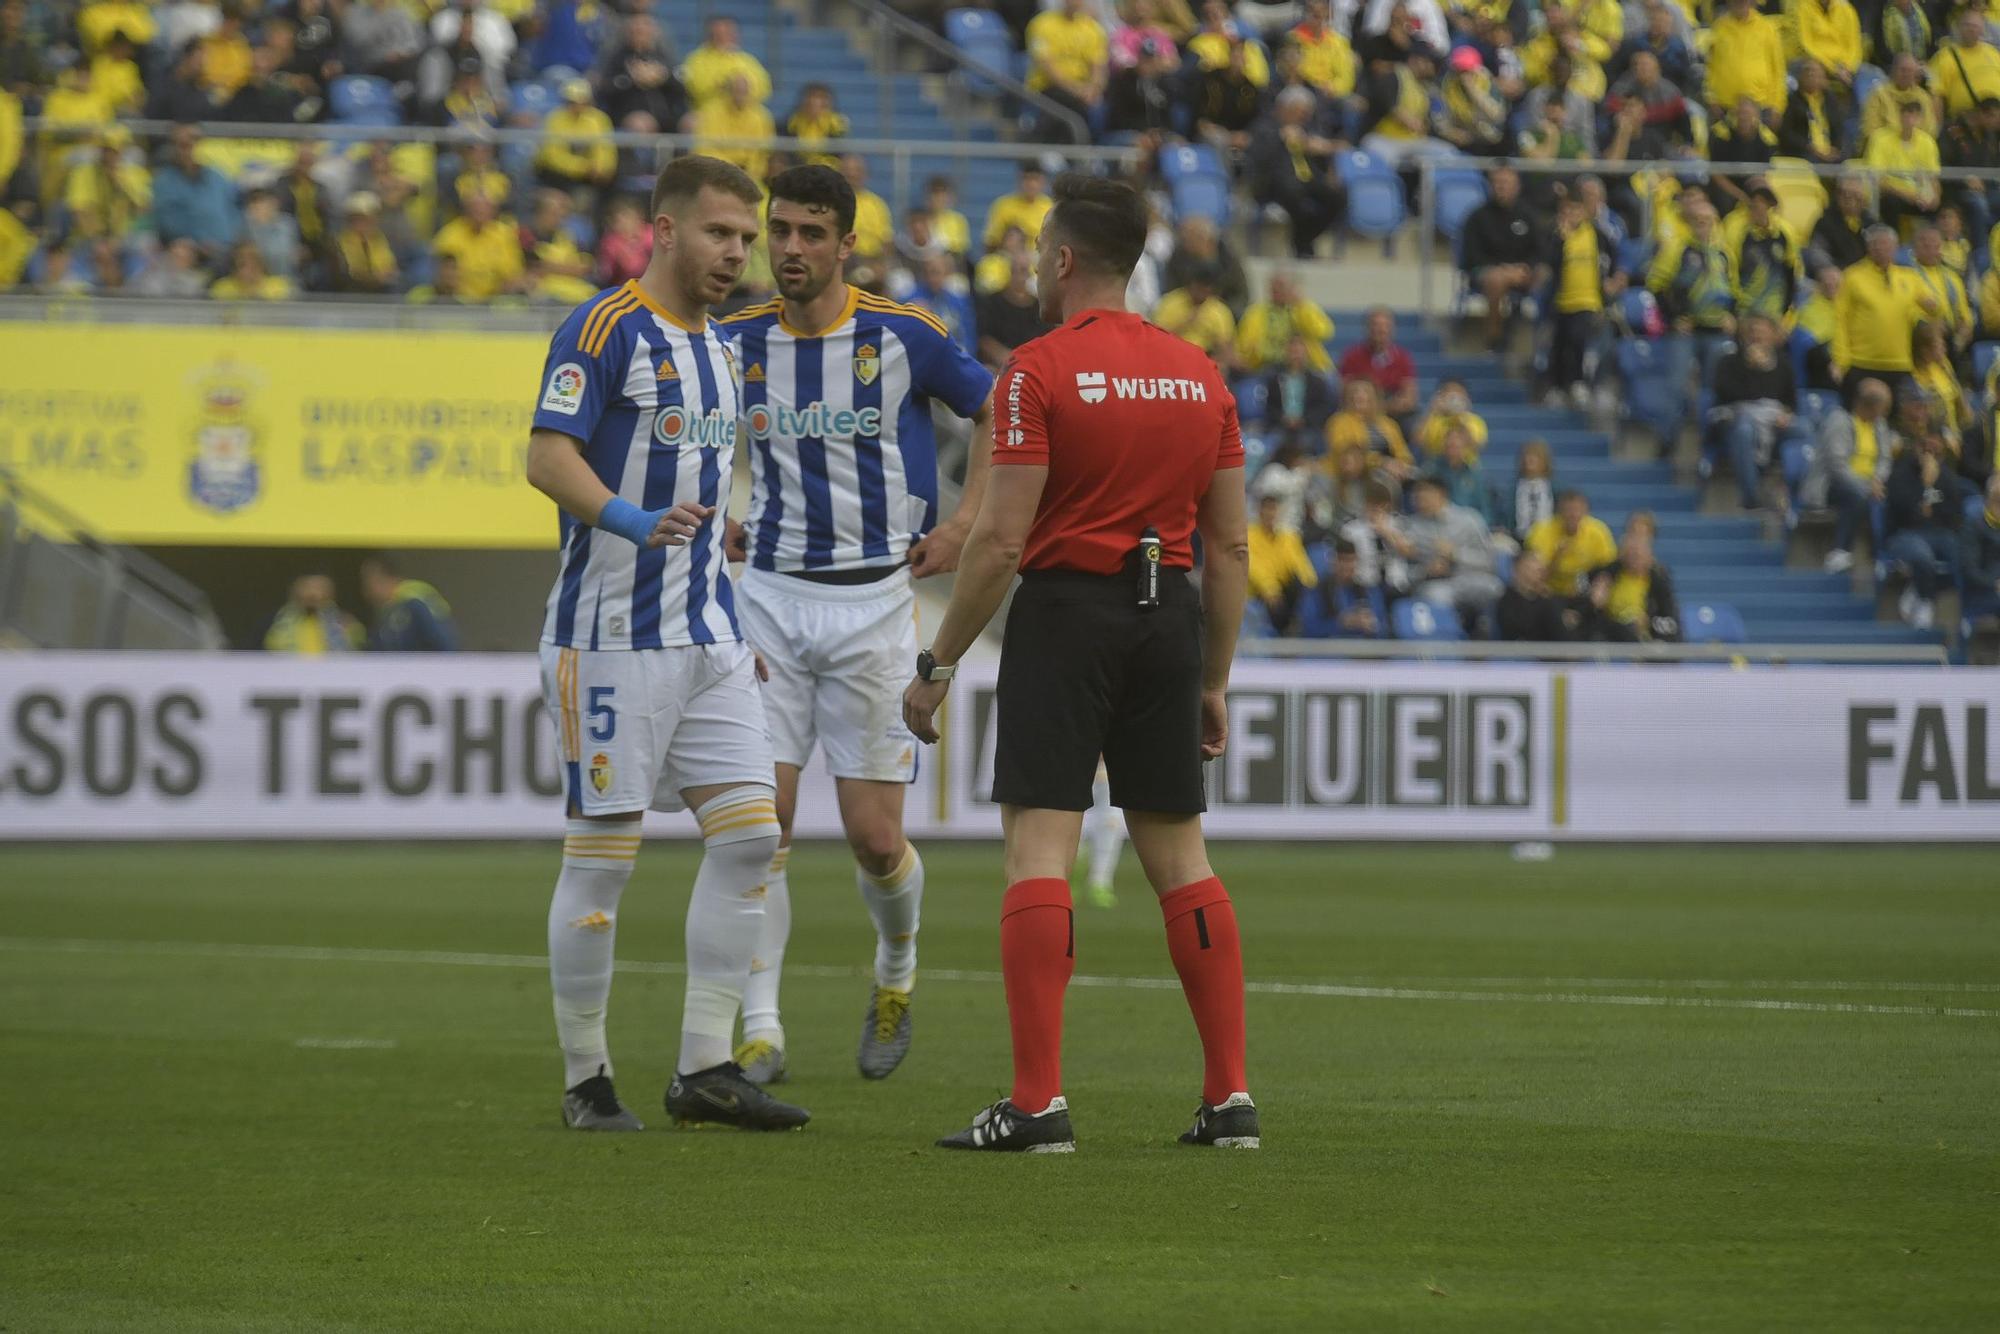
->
[993,308,1244,575]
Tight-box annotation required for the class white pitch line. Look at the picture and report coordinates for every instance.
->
[294,1037,398,1050]
[2,937,1996,1020]
[1329,976,2000,995]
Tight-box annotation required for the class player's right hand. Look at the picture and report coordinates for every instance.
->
[649,502,716,548]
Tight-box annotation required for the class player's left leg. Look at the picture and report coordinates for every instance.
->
[657,643,810,1132]
[834,777,920,1078]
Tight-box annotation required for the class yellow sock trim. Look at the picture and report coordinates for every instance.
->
[864,842,919,889]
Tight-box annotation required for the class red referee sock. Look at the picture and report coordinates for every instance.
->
[1159,877,1247,1106]
[1000,877,1074,1114]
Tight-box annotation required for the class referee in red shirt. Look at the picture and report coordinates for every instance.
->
[902,175,1256,1154]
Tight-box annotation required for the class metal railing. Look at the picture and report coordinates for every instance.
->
[1241,637,1951,666]
[1413,155,2000,317]
[0,469,226,651]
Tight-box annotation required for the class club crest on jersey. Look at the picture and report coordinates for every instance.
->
[589,752,612,794]
[853,342,880,387]
[1075,371,1108,404]
[654,405,738,448]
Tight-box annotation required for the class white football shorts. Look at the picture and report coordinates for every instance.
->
[736,567,920,784]
[540,640,775,816]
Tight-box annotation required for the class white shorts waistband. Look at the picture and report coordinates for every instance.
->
[740,566,913,606]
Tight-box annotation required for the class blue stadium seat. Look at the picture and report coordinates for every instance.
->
[1853,64,1886,113]
[1394,599,1465,641]
[1975,341,1999,384]
[1616,338,1682,436]
[1432,165,1486,243]
[1788,326,1820,389]
[1171,171,1232,226]
[1686,602,1747,644]
[330,75,399,127]
[1234,377,1268,424]
[1613,237,1655,279]
[510,80,557,122]
[944,8,1015,97]
[1338,151,1404,241]
[1160,144,1223,183]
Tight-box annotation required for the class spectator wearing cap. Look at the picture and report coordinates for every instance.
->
[984,162,1053,251]
[1246,85,1343,261]
[152,124,239,263]
[596,11,685,135]
[682,16,770,118]
[691,72,774,181]
[1930,9,2000,123]
[537,77,617,198]
[1405,473,1504,634]
[1296,538,1387,639]
[1153,263,1237,368]
[1725,184,1802,324]
[1460,165,1537,348]
[1105,30,1179,137]
[333,191,399,294]
[1336,307,1419,425]
[430,188,521,302]
[1436,46,1507,156]
[1022,0,1107,141]
[1706,0,1786,118]
[1248,490,1317,635]
[1525,489,1617,596]
[785,83,848,169]
[1942,96,2000,244]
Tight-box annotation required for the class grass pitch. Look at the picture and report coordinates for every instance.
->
[2,843,1996,1332]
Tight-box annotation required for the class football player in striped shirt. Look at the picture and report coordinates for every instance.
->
[526,155,808,1135]
[718,164,995,1085]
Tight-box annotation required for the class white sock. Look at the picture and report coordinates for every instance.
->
[548,819,640,1089]
[740,844,792,1045]
[679,787,781,1075]
[1087,776,1125,889]
[858,843,922,992]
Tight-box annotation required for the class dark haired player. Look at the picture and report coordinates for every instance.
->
[718,165,994,1085]
[525,155,808,1135]
[903,174,1259,1153]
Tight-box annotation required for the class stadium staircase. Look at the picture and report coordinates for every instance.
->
[1331,313,1942,649]
[656,0,1022,223]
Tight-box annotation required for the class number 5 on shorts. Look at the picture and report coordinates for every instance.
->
[588,686,617,741]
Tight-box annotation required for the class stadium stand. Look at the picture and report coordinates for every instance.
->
[2,0,1996,657]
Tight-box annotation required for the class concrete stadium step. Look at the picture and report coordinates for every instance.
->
[1485,430,1611,455]
[1483,458,1672,484]
[1657,539,1786,566]
[1761,624,1942,645]
[1721,598,1881,622]
[1478,406,1591,429]
[1589,487,1696,512]
[1595,513,1761,539]
[1666,568,1854,594]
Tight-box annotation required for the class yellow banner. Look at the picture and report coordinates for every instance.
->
[0,323,560,548]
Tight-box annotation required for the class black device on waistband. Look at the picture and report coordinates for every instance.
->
[1134,527,1163,610]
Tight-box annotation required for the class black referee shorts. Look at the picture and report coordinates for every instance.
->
[990,567,1206,815]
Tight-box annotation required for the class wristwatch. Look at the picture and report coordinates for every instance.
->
[915,649,957,683]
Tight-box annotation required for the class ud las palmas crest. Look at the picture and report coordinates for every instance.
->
[187,361,262,514]
[853,342,879,387]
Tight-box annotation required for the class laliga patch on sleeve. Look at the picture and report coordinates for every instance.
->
[543,362,587,415]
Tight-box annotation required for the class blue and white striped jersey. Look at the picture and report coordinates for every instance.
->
[718,286,993,573]
[533,281,744,650]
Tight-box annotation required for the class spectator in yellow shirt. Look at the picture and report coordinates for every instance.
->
[1526,490,1619,595]
[840,154,894,286]
[198,7,255,99]
[35,54,111,209]
[785,83,848,168]
[1862,54,1940,141]
[62,126,149,241]
[1289,0,1354,98]
[923,176,971,257]
[681,16,771,115]
[1706,0,1787,116]
[1930,9,2000,121]
[76,1,156,55]
[89,33,146,116]
[0,200,35,289]
[1025,0,1109,138]
[1910,223,1973,351]
[210,241,294,302]
[1188,0,1270,84]
[537,79,618,199]
[1324,380,1414,475]
[1153,265,1237,366]
[1864,98,1941,232]
[982,162,1054,249]
[332,192,401,295]
[454,139,513,215]
[431,190,523,301]
[1787,0,1862,88]
[692,73,775,182]
[1248,491,1316,633]
[1832,224,1937,392]
[1414,380,1491,459]
[1234,271,1334,372]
